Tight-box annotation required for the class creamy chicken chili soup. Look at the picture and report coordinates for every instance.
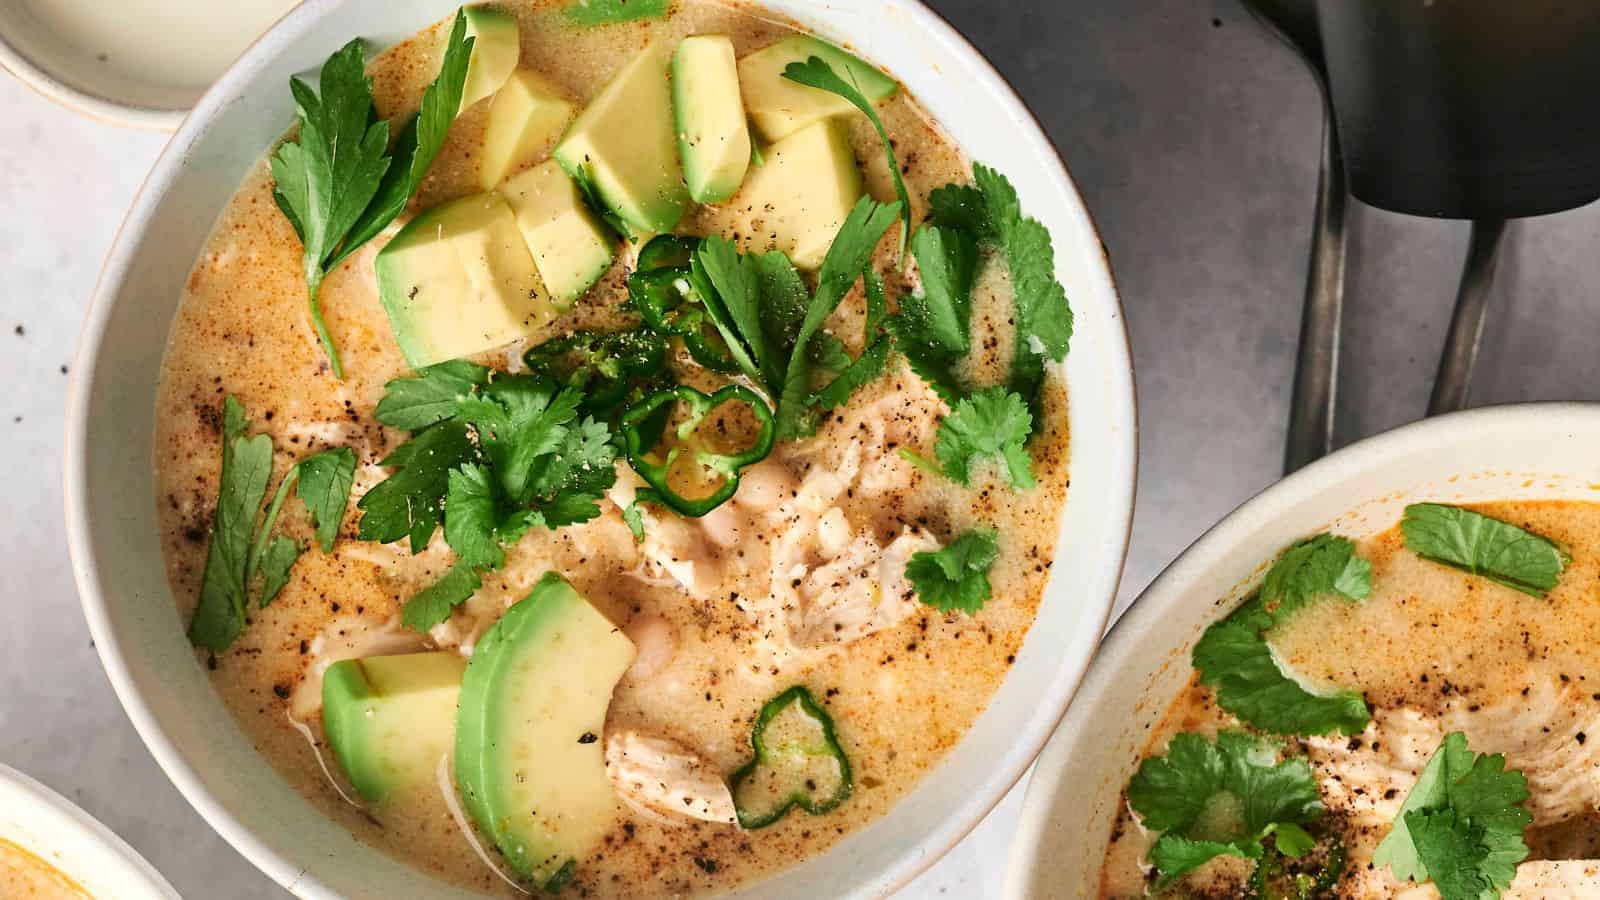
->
[1100,500,1600,899]
[0,839,90,900]
[154,1,1077,895]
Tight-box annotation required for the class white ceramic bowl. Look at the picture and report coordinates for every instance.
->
[64,1,1137,897]
[1003,402,1600,898]
[0,762,179,899]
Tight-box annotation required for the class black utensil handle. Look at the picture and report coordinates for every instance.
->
[1284,116,1348,474]
[1428,220,1507,416]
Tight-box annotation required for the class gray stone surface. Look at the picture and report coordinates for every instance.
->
[4,1,1598,897]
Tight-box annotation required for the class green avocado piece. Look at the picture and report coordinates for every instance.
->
[672,34,751,203]
[321,651,467,804]
[461,6,522,110]
[737,35,898,143]
[375,192,554,368]
[553,42,689,234]
[455,573,636,889]
[499,159,615,305]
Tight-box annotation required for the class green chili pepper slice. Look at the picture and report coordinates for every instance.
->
[626,266,739,374]
[728,686,852,829]
[522,329,668,417]
[620,384,775,517]
[635,234,700,272]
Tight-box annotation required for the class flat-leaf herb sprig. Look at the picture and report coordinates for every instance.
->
[271,10,473,378]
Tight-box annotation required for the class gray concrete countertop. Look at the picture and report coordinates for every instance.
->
[6,1,1600,897]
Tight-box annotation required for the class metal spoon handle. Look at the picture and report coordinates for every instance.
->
[1427,219,1507,416]
[1283,115,1349,474]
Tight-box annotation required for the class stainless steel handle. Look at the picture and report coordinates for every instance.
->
[1428,219,1508,416]
[1283,116,1348,474]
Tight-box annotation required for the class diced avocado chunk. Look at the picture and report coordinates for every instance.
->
[499,160,615,305]
[553,43,689,234]
[703,119,863,269]
[322,651,467,804]
[737,35,898,143]
[672,35,751,203]
[376,192,554,368]
[478,68,575,189]
[455,573,636,889]
[461,6,521,110]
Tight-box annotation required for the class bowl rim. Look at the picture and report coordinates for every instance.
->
[0,26,185,131]
[0,761,182,899]
[63,1,1138,896]
[1003,401,1600,897]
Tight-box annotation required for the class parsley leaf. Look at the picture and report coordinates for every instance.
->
[782,56,912,262]
[270,13,472,377]
[754,251,810,355]
[934,386,1035,489]
[563,0,671,27]
[1127,731,1324,884]
[905,529,998,614]
[295,447,356,552]
[357,420,478,552]
[457,379,581,505]
[813,333,890,410]
[886,306,965,405]
[444,464,505,569]
[521,415,618,527]
[258,536,302,607]
[400,562,483,631]
[695,235,778,392]
[1373,731,1531,898]
[973,164,1073,409]
[190,397,274,652]
[373,360,491,430]
[1193,600,1370,737]
[1401,503,1569,598]
[774,197,901,440]
[1260,534,1371,620]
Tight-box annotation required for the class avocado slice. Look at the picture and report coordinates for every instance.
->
[461,6,521,110]
[672,34,751,203]
[322,651,467,804]
[499,160,615,305]
[553,42,689,234]
[737,36,898,143]
[455,573,636,888]
[478,68,575,190]
[375,192,554,369]
[703,118,863,269]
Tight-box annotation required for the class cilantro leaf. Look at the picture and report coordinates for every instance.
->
[934,386,1035,489]
[373,360,491,430]
[1401,503,1569,598]
[782,56,912,262]
[905,529,998,614]
[1193,598,1371,737]
[270,13,472,377]
[400,563,483,631]
[521,416,618,527]
[563,0,671,27]
[457,379,581,505]
[1127,731,1324,884]
[909,225,978,352]
[357,420,478,552]
[444,464,505,569]
[774,197,901,439]
[927,182,990,237]
[335,11,473,263]
[258,536,302,607]
[755,250,810,355]
[622,501,646,542]
[190,397,275,652]
[1374,731,1531,895]
[886,307,965,405]
[295,447,356,552]
[973,163,1073,409]
[1260,533,1371,620]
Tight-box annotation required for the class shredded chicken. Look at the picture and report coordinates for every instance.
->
[290,615,426,720]
[603,731,737,826]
